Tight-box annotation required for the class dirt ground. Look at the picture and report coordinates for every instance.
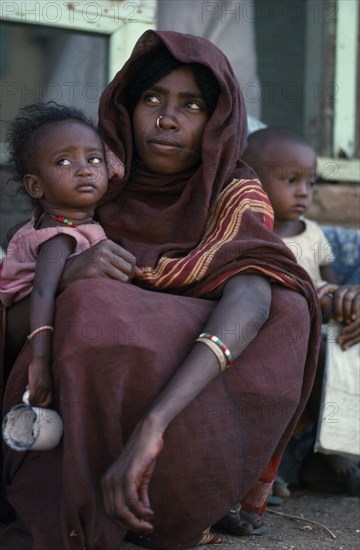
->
[121,490,360,550]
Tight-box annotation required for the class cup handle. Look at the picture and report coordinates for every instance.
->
[22,390,30,405]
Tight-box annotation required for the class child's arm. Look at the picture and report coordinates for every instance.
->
[315,265,338,320]
[317,265,339,317]
[28,233,75,406]
[320,264,338,285]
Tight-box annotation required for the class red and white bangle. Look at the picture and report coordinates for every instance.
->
[199,333,232,367]
[196,332,233,372]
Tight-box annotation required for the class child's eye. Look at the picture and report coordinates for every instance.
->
[88,156,102,164]
[287,176,296,184]
[308,175,316,187]
[57,158,71,166]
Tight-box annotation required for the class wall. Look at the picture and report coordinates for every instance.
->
[307,183,360,228]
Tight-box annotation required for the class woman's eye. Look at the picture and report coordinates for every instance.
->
[88,156,102,164]
[57,158,71,166]
[144,94,160,104]
[186,101,202,110]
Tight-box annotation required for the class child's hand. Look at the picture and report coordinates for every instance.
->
[332,285,360,325]
[318,284,360,324]
[337,317,360,350]
[28,358,53,407]
[336,285,360,349]
[318,284,360,350]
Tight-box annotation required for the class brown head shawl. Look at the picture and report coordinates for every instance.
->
[97,30,319,316]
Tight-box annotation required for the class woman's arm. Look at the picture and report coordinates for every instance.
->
[146,274,271,429]
[28,234,75,406]
[102,273,272,532]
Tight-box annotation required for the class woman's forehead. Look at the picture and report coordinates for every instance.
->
[148,65,202,95]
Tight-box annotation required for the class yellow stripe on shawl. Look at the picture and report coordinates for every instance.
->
[141,179,274,289]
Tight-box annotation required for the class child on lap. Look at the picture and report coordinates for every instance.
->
[0,102,111,407]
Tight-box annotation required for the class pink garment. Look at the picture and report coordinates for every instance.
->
[0,217,106,307]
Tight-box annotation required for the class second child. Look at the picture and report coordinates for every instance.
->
[243,127,360,495]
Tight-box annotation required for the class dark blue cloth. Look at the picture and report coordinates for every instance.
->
[322,226,360,285]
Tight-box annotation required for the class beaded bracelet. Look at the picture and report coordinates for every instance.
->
[27,325,54,341]
[196,337,227,372]
[198,332,232,367]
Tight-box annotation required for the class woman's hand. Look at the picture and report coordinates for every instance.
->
[28,357,53,407]
[101,418,164,533]
[318,284,360,349]
[60,239,142,290]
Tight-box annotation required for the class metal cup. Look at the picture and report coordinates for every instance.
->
[2,391,63,452]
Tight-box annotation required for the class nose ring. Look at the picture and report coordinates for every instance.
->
[156,116,163,130]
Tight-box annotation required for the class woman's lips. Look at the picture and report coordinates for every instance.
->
[148,138,183,152]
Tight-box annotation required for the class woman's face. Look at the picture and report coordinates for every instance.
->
[133,65,209,174]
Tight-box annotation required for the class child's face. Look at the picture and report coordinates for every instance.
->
[256,140,317,223]
[24,120,108,211]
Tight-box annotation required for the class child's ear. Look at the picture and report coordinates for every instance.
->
[23,174,44,199]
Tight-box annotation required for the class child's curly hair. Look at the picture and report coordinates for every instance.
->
[6,101,99,204]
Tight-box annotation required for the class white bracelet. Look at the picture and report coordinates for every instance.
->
[27,325,54,341]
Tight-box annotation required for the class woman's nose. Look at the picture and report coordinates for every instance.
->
[156,113,179,131]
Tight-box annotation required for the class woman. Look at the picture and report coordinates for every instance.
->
[1,31,320,549]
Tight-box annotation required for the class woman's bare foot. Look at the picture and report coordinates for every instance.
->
[214,505,268,536]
